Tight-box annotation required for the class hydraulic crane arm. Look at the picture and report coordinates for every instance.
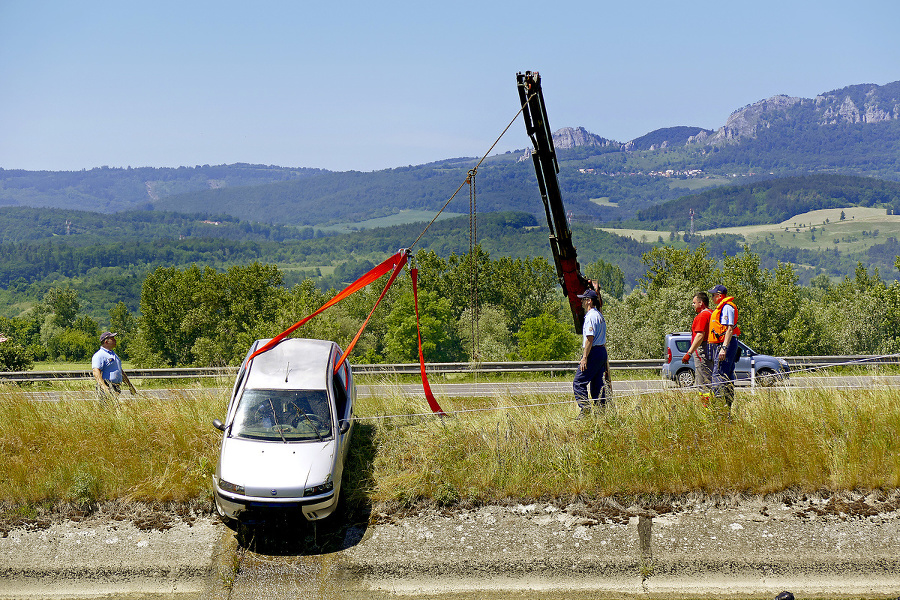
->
[517,71,591,333]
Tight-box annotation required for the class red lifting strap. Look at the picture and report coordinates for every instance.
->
[245,250,445,416]
[411,267,446,415]
[334,252,408,373]
[248,250,407,362]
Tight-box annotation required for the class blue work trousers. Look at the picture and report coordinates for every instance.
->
[709,340,739,407]
[573,344,608,408]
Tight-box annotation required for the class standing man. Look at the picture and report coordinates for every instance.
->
[573,289,608,419]
[92,332,136,400]
[707,285,741,410]
[682,291,713,403]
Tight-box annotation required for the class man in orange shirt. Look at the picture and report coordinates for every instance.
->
[682,291,712,401]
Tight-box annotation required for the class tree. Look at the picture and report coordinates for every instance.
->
[383,289,463,363]
[457,304,514,362]
[43,288,80,329]
[109,302,135,360]
[639,245,717,294]
[517,313,579,361]
[0,340,33,371]
[586,258,625,300]
[132,265,204,367]
[133,262,283,367]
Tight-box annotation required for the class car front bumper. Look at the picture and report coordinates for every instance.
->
[212,477,338,522]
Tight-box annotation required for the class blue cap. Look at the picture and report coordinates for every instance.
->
[708,284,727,296]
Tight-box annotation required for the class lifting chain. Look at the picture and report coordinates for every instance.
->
[467,168,479,363]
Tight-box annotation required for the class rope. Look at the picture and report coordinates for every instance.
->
[408,95,534,251]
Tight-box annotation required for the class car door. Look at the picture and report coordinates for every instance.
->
[332,360,353,462]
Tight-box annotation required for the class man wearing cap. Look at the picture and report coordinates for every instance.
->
[91,332,136,400]
[683,291,713,402]
[707,285,740,409]
[573,288,608,419]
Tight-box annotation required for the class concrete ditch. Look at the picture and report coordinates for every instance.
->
[1,493,899,598]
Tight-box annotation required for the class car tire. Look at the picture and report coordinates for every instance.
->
[756,367,777,387]
[676,368,695,388]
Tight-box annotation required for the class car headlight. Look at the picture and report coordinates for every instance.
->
[219,478,245,495]
[303,481,334,497]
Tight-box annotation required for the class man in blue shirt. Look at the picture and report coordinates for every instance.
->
[573,289,608,419]
[91,332,136,400]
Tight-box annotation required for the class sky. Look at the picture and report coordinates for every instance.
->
[1,0,898,173]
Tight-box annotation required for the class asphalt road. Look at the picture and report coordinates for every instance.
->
[16,374,900,404]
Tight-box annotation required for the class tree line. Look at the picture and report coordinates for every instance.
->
[2,243,898,372]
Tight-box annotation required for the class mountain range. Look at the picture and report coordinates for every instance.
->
[1,79,899,228]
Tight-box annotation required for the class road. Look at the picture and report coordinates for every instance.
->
[16,374,900,404]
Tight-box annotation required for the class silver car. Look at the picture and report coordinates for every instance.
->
[212,338,355,523]
[661,331,790,387]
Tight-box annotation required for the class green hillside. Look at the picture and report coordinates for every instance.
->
[2,81,899,228]
[633,175,900,230]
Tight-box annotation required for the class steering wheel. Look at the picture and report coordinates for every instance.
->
[267,424,295,434]
[292,414,323,430]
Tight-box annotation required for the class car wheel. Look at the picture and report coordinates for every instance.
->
[756,367,777,386]
[676,368,695,388]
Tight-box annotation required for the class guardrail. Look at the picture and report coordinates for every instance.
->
[0,355,896,383]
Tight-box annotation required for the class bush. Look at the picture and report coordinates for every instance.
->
[46,329,96,362]
[0,342,34,371]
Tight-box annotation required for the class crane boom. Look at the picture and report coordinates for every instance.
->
[517,71,591,333]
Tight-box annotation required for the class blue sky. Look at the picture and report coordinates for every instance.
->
[1,0,898,173]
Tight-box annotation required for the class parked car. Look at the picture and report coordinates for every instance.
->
[661,332,790,387]
[212,338,355,523]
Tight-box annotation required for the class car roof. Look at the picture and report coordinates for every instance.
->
[243,338,338,391]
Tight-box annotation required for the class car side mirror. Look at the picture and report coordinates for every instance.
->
[213,418,226,432]
[339,420,351,434]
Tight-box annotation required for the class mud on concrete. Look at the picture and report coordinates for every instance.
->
[1,492,900,599]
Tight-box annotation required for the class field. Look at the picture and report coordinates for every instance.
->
[2,382,898,512]
[318,210,464,234]
[602,206,900,254]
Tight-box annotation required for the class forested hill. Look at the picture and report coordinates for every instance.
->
[0,164,324,213]
[0,210,654,323]
[1,80,898,227]
[633,175,900,230]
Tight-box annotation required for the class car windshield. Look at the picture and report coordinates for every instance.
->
[231,389,332,442]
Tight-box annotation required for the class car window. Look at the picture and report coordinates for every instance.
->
[675,340,691,353]
[232,389,333,442]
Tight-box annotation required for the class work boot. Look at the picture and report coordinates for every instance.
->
[576,406,591,420]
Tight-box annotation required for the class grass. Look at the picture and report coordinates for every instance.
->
[317,210,464,234]
[2,383,898,512]
[0,384,225,506]
[360,386,900,505]
[601,206,900,257]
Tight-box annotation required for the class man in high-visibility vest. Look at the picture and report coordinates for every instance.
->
[707,284,741,410]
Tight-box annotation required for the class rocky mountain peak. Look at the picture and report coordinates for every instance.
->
[552,127,614,149]
[704,81,900,145]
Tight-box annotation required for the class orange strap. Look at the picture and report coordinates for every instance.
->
[411,268,445,415]
[334,252,408,373]
[248,250,407,362]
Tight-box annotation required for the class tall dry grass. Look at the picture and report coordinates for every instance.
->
[1,381,898,509]
[359,384,900,504]
[0,385,226,506]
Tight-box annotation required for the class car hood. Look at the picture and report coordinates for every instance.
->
[219,437,336,499]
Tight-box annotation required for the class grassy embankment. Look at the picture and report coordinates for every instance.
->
[2,378,899,516]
